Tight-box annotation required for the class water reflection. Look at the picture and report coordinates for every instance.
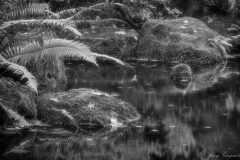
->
[1,58,240,160]
[65,58,240,159]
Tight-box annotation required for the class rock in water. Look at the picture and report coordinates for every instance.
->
[170,64,192,90]
[36,89,140,129]
[135,17,226,71]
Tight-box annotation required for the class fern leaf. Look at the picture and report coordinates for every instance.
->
[0,55,38,93]
[90,2,126,10]
[75,19,128,29]
[56,7,85,19]
[45,10,60,19]
[0,19,40,31]
[41,19,81,39]
[1,39,98,66]
[41,19,67,29]
[70,8,101,20]
[0,102,31,128]
[0,19,82,40]
[92,53,127,66]
[63,25,82,39]
[3,3,49,20]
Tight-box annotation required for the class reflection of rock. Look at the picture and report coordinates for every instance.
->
[28,58,67,94]
[170,64,192,90]
[36,88,140,129]
[66,63,135,80]
[135,17,225,70]
[66,62,136,90]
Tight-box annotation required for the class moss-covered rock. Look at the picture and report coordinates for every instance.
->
[36,88,140,129]
[135,17,226,70]
[81,27,138,59]
[0,78,37,122]
[0,78,37,133]
[27,58,67,94]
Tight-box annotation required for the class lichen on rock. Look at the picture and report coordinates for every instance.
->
[36,88,140,129]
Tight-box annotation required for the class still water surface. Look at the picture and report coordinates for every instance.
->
[65,58,240,160]
[2,58,240,160]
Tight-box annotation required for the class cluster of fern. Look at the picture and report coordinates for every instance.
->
[0,0,131,93]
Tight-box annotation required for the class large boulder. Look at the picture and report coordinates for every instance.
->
[36,88,140,129]
[135,17,226,71]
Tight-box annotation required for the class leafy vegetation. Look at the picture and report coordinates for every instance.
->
[0,0,131,93]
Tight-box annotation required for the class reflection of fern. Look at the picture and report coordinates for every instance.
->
[208,36,232,56]
[227,24,240,46]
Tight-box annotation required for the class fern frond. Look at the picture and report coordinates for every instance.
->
[45,10,60,19]
[56,7,85,19]
[1,39,98,66]
[41,19,81,39]
[41,19,67,29]
[63,25,82,38]
[92,53,127,66]
[3,3,49,20]
[69,8,101,20]
[90,2,126,10]
[208,36,232,56]
[0,102,31,128]
[0,19,82,40]
[0,19,39,31]
[0,55,38,93]
[75,19,128,29]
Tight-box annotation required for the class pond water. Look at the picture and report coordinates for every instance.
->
[64,58,240,160]
[1,58,240,160]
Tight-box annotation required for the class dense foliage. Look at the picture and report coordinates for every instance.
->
[0,0,131,93]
